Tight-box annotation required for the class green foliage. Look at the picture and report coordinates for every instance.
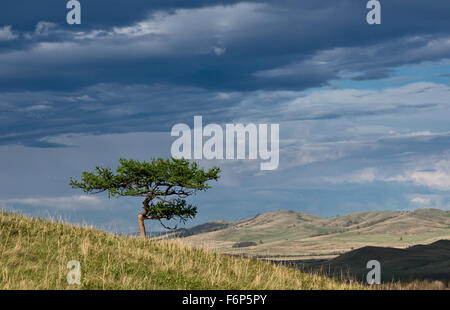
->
[147,199,197,227]
[70,157,220,226]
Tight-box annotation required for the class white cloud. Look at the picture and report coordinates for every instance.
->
[406,194,450,210]
[402,159,450,191]
[296,145,350,166]
[321,157,450,191]
[0,195,102,210]
[290,82,450,109]
[213,46,226,56]
[18,104,50,112]
[0,25,18,41]
[323,167,379,184]
[62,3,267,57]
[112,3,266,39]
[410,196,431,205]
[255,35,450,81]
[34,21,57,37]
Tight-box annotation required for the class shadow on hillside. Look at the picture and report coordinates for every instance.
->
[272,240,450,289]
[300,240,450,286]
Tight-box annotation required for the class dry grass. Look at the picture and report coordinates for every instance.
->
[0,211,364,290]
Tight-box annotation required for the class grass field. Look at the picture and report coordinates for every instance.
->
[0,211,364,290]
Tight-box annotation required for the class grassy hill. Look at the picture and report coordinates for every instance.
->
[182,209,450,259]
[303,240,450,284]
[0,211,361,290]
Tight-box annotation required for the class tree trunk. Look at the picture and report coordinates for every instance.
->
[139,196,152,239]
[138,213,147,239]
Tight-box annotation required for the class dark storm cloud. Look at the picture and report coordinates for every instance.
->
[0,0,245,31]
[0,84,243,146]
[1,1,450,146]
[0,0,450,92]
[1,81,449,147]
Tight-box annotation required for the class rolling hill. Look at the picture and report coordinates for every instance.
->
[181,209,450,260]
[0,211,360,290]
[303,240,450,283]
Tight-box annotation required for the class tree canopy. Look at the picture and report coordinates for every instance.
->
[70,157,220,237]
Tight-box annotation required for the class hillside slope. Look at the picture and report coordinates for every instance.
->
[0,211,360,290]
[304,240,450,283]
[183,209,450,259]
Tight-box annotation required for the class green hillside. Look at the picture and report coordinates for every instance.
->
[0,211,361,290]
[183,209,450,259]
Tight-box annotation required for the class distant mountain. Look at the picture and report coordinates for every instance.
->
[303,240,450,283]
[181,208,450,260]
[174,220,232,237]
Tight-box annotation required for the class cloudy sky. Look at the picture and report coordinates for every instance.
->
[1,0,450,233]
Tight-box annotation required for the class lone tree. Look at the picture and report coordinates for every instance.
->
[70,157,220,238]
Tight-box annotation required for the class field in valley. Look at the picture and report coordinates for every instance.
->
[180,209,450,261]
